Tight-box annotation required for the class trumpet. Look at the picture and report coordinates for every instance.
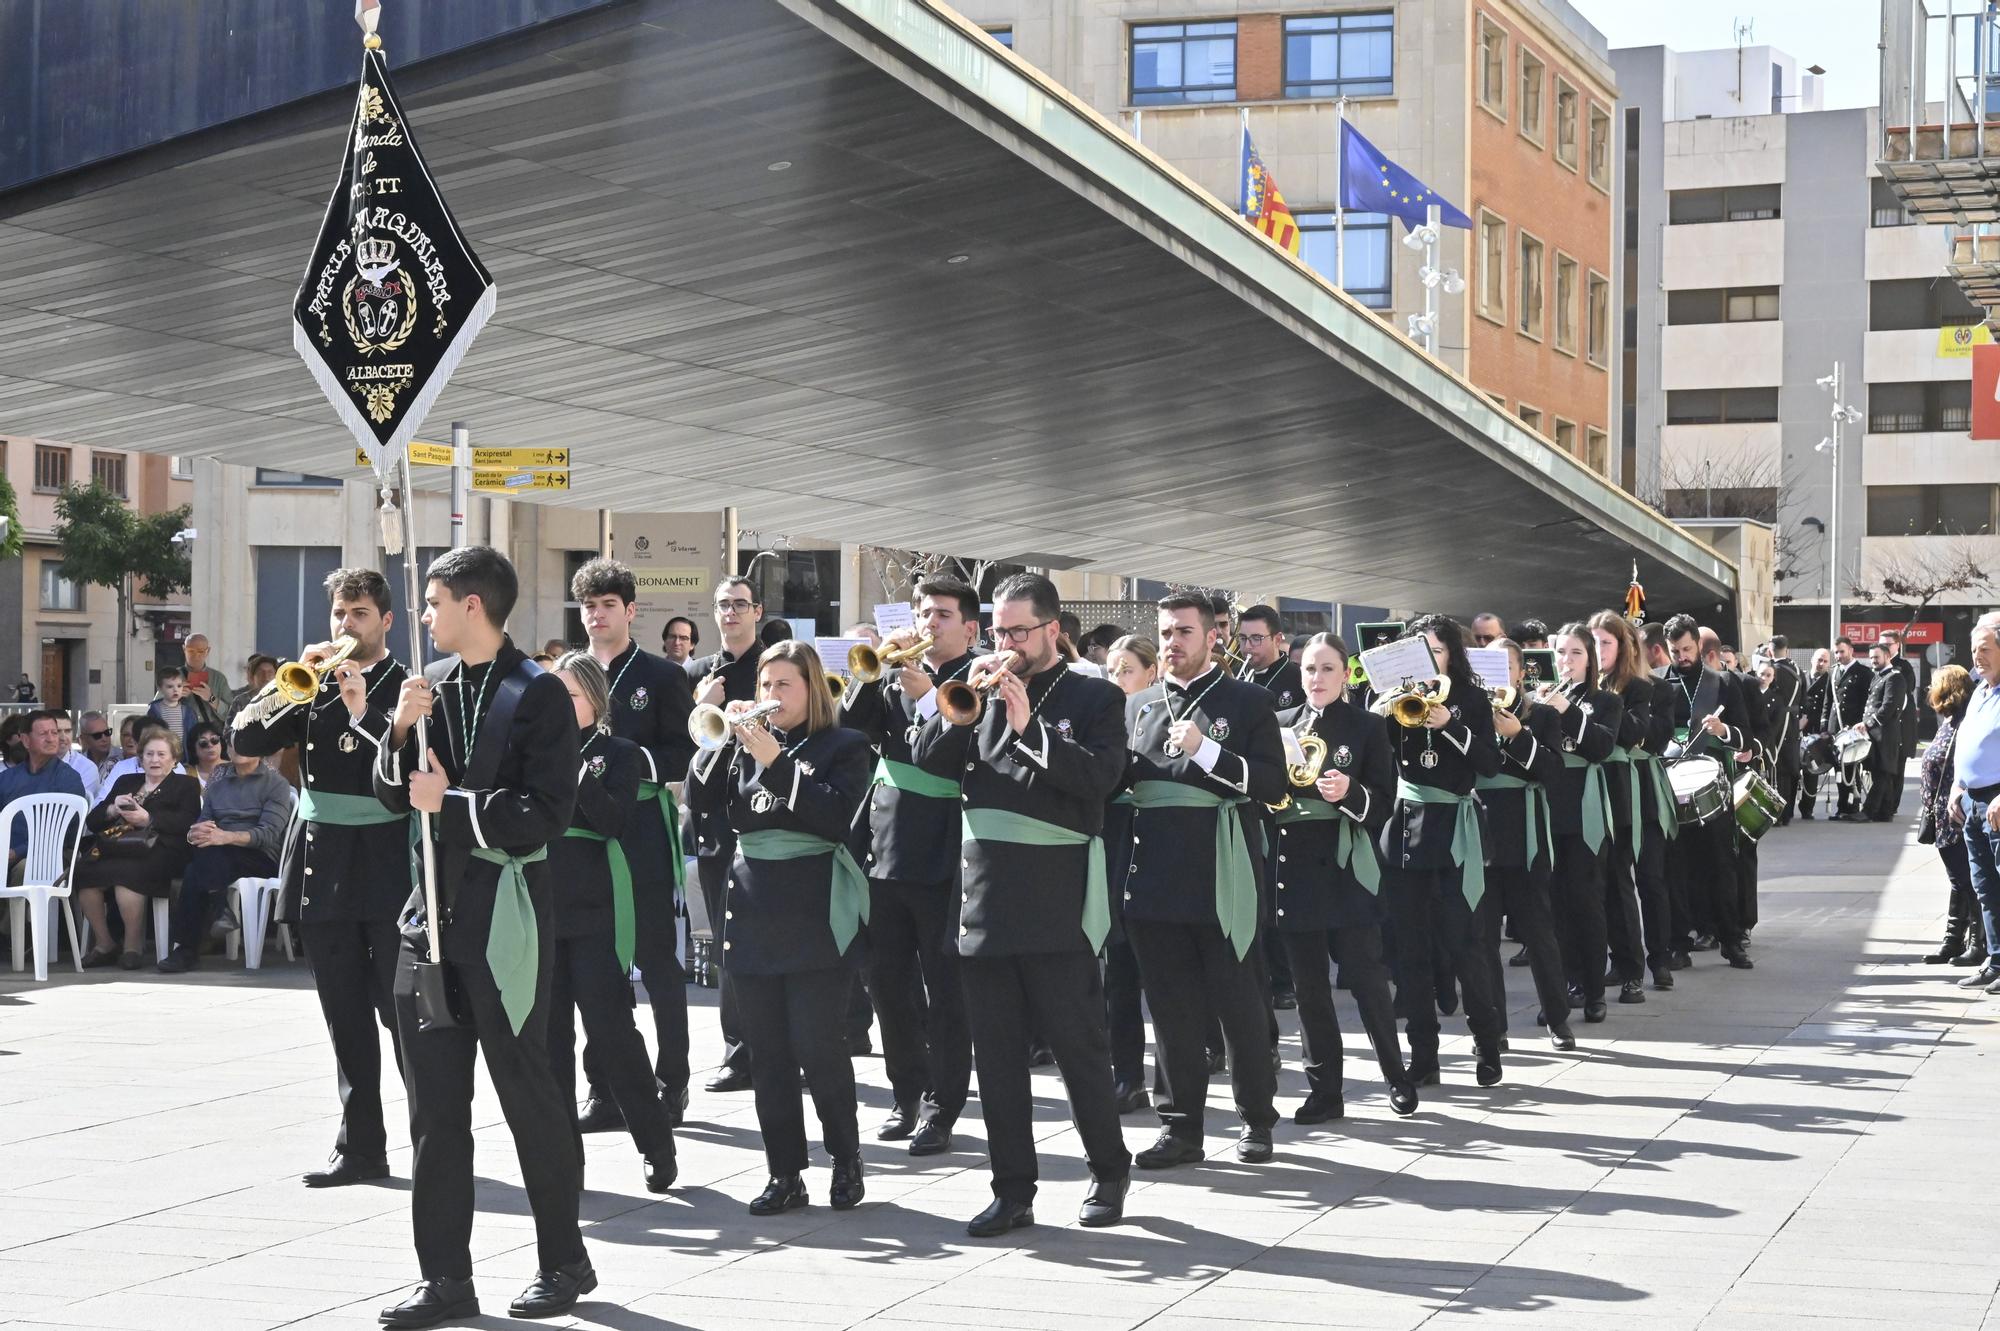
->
[825,674,846,701]
[936,651,1021,727]
[688,698,782,751]
[1487,683,1518,710]
[848,634,933,684]
[1269,729,1329,812]
[235,635,359,728]
[1371,675,1452,727]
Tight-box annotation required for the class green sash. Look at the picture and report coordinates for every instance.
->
[960,807,1108,951]
[562,827,635,972]
[1602,747,1645,855]
[1128,780,1257,959]
[1641,754,1679,843]
[1273,799,1381,893]
[1560,753,1613,855]
[634,781,686,892]
[736,828,870,955]
[1395,779,1487,910]
[871,755,960,800]
[1473,773,1550,871]
[469,845,548,1037]
[296,788,403,826]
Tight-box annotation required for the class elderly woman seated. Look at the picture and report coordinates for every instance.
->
[77,727,202,970]
[156,744,293,974]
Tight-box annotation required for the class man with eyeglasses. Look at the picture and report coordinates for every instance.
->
[660,617,698,666]
[686,577,766,1092]
[72,711,118,804]
[1470,613,1505,648]
[1233,604,1301,1015]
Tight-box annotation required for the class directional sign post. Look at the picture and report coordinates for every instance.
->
[355,440,455,468]
[471,447,569,469]
[472,469,570,492]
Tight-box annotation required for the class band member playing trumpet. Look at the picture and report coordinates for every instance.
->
[1271,633,1415,1122]
[685,641,872,1216]
[1661,615,1754,969]
[1589,611,1674,996]
[840,578,982,1155]
[1381,615,1506,1089]
[232,568,408,1189]
[1544,623,1624,1023]
[1125,593,1284,1168]
[912,573,1132,1236]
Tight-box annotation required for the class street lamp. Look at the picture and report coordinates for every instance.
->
[1815,363,1862,649]
[1401,208,1462,357]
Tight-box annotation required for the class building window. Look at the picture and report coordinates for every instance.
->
[561,549,598,648]
[1517,231,1545,339]
[1478,210,1507,323]
[1868,380,1973,433]
[1554,418,1578,456]
[1871,177,1911,227]
[1867,484,1999,536]
[984,26,1013,48]
[1298,210,1391,308]
[39,561,82,612]
[1586,271,1610,365]
[1587,104,1612,190]
[169,455,193,480]
[33,445,69,494]
[1518,404,1544,432]
[1870,277,1985,331]
[1517,48,1546,145]
[1130,21,1236,105]
[1553,253,1579,354]
[1585,427,1608,473]
[1477,17,1507,116]
[1666,387,1780,425]
[1668,183,1781,223]
[1554,78,1579,170]
[255,546,345,658]
[1282,12,1393,99]
[90,451,127,498]
[254,468,343,487]
[1667,286,1781,324]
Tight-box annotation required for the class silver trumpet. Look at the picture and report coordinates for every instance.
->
[688,698,782,751]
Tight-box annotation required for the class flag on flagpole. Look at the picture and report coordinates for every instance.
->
[1239,118,1301,257]
[1339,121,1472,229]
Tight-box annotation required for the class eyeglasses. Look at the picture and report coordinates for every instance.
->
[714,599,756,614]
[991,618,1054,646]
[195,737,222,748]
[85,730,111,740]
[1239,633,1274,647]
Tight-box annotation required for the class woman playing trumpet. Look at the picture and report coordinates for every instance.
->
[1588,611,1671,999]
[1542,624,1625,1024]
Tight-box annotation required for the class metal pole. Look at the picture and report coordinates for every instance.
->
[1829,360,1844,651]
[450,420,469,549]
[1948,0,1957,145]
[1912,0,1923,141]
[1334,98,1348,290]
[1423,204,1441,356]
[723,505,739,580]
[398,449,443,968]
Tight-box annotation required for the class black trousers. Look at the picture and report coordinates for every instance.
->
[1279,927,1404,1095]
[170,845,279,953]
[1482,862,1569,1028]
[1126,917,1278,1138]
[695,855,749,1072]
[728,967,859,1176]
[1102,937,1147,1087]
[300,918,402,1162]
[1666,817,1743,949]
[1387,865,1504,1065]
[550,931,673,1161]
[583,884,691,1104]
[1773,743,1801,822]
[1865,743,1905,820]
[391,941,583,1280]
[1835,762,1865,818]
[1798,763,1820,817]
[1602,833,1646,984]
[960,950,1131,1203]
[1551,833,1610,1002]
[866,876,971,1122]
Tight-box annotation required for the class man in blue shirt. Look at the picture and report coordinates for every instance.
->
[0,711,87,872]
[1951,615,2000,992]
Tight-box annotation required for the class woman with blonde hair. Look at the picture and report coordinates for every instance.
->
[1587,609,1672,999]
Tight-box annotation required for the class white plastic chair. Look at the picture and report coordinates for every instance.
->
[227,786,299,969]
[0,793,88,981]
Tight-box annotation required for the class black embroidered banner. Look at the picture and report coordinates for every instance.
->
[292,46,495,474]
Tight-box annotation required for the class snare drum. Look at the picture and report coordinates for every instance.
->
[1732,770,1784,842]
[1801,732,1835,777]
[1669,757,1730,827]
[1834,724,1872,767]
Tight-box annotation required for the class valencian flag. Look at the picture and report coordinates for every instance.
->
[292,14,495,474]
[1339,121,1472,229]
[1239,121,1301,256]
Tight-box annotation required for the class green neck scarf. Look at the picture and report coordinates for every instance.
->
[736,828,870,955]
[1128,780,1257,959]
[960,807,1108,950]
[1273,799,1381,893]
[1395,779,1487,910]
[561,827,634,972]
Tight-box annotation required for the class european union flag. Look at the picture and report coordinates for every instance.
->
[1339,121,1472,230]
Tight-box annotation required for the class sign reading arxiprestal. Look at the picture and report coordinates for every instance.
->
[294,47,496,475]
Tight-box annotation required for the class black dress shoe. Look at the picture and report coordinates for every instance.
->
[508,1259,596,1319]
[908,1119,952,1156]
[1474,1041,1502,1087]
[1619,981,1646,1005]
[1027,1040,1055,1067]
[1112,1081,1152,1114]
[1651,965,1675,991]
[304,1153,390,1188]
[748,1174,808,1216]
[1135,1129,1204,1169]
[156,946,196,974]
[1583,1001,1608,1023]
[1954,947,1989,968]
[80,947,119,970]
[704,1066,752,1094]
[576,1096,625,1134]
[829,1154,865,1210]
[1078,1176,1128,1228]
[1723,949,1755,971]
[380,1278,478,1328]
[1508,943,1531,967]
[966,1197,1034,1237]
[1960,966,2000,989]
[1271,988,1298,1011]
[658,1083,690,1128]
[1293,1092,1344,1125]
[1388,1081,1419,1116]
[1670,949,1693,970]
[877,1102,919,1141]
[643,1152,676,1194]
[1236,1125,1274,1163]
[1547,1021,1576,1051]
[1406,1062,1441,1087]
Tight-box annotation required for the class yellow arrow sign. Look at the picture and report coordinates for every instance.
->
[354,441,455,468]
[471,446,569,468]
[472,469,570,492]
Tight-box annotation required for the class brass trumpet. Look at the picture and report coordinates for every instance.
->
[1269,730,1330,812]
[848,634,933,684]
[1372,675,1452,727]
[937,651,1021,727]
[1487,683,1518,710]
[277,636,359,705]
[688,698,782,751]
[825,674,846,701]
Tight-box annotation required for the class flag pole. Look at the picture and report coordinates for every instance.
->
[1334,98,1348,291]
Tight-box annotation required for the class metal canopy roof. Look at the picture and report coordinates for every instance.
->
[0,0,1734,621]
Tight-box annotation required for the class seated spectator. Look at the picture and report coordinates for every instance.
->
[187,722,229,789]
[76,731,201,969]
[72,711,118,806]
[118,716,140,760]
[156,747,292,974]
[0,710,87,877]
[105,721,187,787]
[146,668,200,748]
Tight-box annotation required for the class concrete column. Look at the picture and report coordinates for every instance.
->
[191,460,253,682]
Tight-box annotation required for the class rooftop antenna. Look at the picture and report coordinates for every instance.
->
[1734,18,1755,106]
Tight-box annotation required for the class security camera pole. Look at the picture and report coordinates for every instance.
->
[1405,206,1464,357]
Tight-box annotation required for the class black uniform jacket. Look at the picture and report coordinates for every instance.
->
[1766,659,1805,752]
[686,722,871,975]
[1865,664,1912,745]
[1602,675,1651,831]
[1659,663,1752,766]
[1240,658,1306,712]
[373,640,578,968]
[1124,665,1286,925]
[1271,698,1391,932]
[1831,661,1873,732]
[603,642,696,785]
[1536,683,1622,837]
[1801,670,1833,734]
[547,729,639,941]
[912,664,1125,958]
[1382,676,1502,872]
[1485,701,1562,869]
[235,653,408,924]
[686,644,762,867]
[841,650,977,886]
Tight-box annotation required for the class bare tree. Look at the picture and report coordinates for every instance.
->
[865,547,997,605]
[1847,538,1993,632]
[1638,454,1817,601]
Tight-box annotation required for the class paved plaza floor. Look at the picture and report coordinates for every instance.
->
[3,798,1993,1330]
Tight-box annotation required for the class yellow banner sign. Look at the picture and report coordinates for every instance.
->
[1939,323,1995,358]
[354,440,454,467]
[471,446,569,468]
[634,567,709,594]
[472,468,569,492]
